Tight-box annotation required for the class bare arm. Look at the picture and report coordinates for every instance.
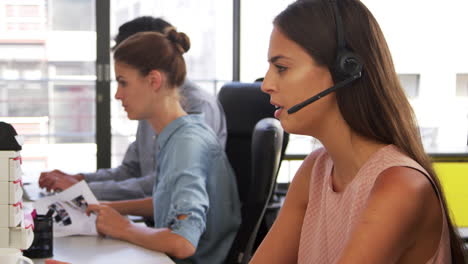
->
[121,222,195,259]
[87,204,195,259]
[335,167,442,264]
[250,152,317,264]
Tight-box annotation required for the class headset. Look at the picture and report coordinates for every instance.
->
[287,0,363,114]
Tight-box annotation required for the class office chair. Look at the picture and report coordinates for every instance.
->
[218,82,286,263]
[225,117,283,264]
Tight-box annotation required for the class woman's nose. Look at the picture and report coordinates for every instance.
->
[261,72,275,94]
[114,87,121,100]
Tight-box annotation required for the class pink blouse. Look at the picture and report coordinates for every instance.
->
[298,145,451,263]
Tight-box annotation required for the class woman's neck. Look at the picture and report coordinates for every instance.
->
[318,118,387,192]
[148,92,187,134]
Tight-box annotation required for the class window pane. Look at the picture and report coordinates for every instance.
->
[0,0,96,181]
[398,74,420,99]
[456,74,468,97]
[110,0,233,166]
[362,0,468,154]
[240,0,294,83]
[50,0,96,31]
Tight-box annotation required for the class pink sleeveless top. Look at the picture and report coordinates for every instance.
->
[298,145,451,263]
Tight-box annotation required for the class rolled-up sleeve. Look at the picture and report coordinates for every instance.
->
[159,136,210,248]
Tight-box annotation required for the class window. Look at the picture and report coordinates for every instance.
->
[398,74,420,98]
[50,0,96,31]
[240,0,294,82]
[2,2,45,33]
[456,74,468,97]
[363,0,468,154]
[19,5,41,17]
[0,0,97,180]
[240,0,305,183]
[6,5,41,17]
[1,0,465,187]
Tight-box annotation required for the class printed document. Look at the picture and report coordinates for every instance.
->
[34,181,99,237]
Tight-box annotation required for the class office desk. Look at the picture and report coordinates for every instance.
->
[22,187,174,264]
[32,235,175,264]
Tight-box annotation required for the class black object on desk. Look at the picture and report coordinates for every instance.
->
[23,212,54,258]
[0,121,22,151]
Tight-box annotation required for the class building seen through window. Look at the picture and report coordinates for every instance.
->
[0,0,97,179]
[456,74,468,97]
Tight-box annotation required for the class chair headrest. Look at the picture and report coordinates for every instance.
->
[218,82,275,135]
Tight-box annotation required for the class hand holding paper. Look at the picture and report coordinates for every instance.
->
[34,181,99,237]
[87,204,132,239]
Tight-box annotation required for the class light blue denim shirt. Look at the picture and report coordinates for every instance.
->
[82,80,227,201]
[153,114,241,264]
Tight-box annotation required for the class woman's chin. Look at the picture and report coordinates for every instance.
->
[280,119,306,136]
[126,113,138,120]
[279,119,293,133]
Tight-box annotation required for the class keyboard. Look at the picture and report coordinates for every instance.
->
[22,182,55,202]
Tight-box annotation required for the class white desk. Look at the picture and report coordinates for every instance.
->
[31,235,174,264]
[21,188,174,264]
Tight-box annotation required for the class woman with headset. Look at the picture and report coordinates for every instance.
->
[250,0,466,263]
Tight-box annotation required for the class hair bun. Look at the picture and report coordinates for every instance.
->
[165,28,191,54]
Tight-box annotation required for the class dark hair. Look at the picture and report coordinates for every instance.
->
[113,29,190,87]
[113,16,172,50]
[274,0,466,262]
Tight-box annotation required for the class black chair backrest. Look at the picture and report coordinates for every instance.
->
[219,82,286,263]
[218,82,276,206]
[225,118,284,264]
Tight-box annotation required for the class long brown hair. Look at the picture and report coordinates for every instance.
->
[274,0,466,262]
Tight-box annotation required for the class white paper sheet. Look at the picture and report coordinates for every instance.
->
[33,181,99,237]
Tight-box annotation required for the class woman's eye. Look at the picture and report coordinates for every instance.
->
[275,65,287,73]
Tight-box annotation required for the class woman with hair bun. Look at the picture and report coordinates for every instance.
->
[84,30,241,264]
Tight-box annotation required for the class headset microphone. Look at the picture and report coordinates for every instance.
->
[287,71,361,114]
[287,0,363,115]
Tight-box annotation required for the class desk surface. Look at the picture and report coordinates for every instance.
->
[20,200,174,264]
[32,235,175,264]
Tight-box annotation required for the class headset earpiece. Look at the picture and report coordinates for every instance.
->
[330,0,363,81]
[334,49,363,80]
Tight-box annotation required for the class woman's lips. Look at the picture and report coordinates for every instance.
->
[272,103,284,119]
[274,107,283,119]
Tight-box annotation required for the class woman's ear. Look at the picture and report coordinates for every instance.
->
[147,70,164,92]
